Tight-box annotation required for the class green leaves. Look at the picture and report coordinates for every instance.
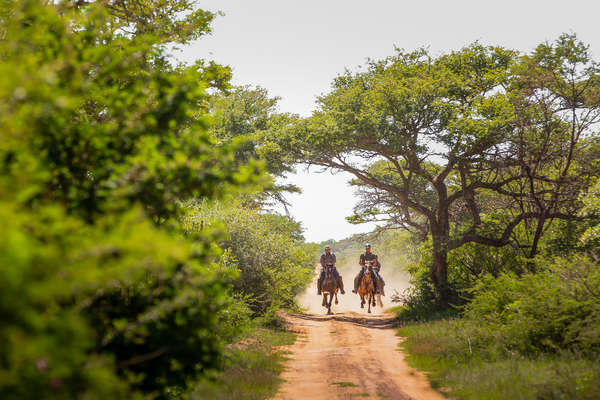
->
[0,1,266,398]
[465,255,600,355]
[184,200,314,315]
[0,0,261,223]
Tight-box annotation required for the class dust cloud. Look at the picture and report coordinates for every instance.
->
[297,254,412,315]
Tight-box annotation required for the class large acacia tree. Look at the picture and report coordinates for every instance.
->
[270,37,600,299]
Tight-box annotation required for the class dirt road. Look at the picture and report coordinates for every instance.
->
[273,271,446,400]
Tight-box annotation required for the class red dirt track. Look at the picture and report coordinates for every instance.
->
[272,269,447,400]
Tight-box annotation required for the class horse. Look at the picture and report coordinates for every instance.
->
[321,264,339,315]
[357,264,376,313]
[372,262,384,308]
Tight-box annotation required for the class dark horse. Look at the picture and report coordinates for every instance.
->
[357,264,376,313]
[321,264,339,315]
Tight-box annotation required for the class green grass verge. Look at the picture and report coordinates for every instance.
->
[186,325,295,400]
[397,319,600,400]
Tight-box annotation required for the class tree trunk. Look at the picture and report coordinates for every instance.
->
[430,228,450,303]
[431,247,448,287]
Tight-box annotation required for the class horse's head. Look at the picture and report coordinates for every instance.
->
[325,263,334,278]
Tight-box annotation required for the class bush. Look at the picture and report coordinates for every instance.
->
[464,255,600,355]
[0,1,259,398]
[182,200,314,315]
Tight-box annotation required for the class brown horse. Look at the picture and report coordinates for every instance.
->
[321,264,339,315]
[357,264,376,313]
[372,261,384,308]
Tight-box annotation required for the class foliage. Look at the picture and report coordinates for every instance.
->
[0,204,136,399]
[209,86,301,209]
[265,35,600,300]
[182,200,315,314]
[98,0,219,45]
[186,325,296,400]
[464,256,600,355]
[399,320,600,400]
[0,0,259,224]
[397,252,600,398]
[579,179,600,245]
[0,1,264,399]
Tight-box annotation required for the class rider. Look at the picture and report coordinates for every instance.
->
[352,244,385,295]
[317,246,345,295]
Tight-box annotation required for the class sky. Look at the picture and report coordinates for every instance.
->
[181,0,600,243]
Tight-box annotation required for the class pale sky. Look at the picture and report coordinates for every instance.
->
[182,0,600,243]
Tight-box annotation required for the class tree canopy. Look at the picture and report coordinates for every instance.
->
[266,35,600,298]
[0,1,268,398]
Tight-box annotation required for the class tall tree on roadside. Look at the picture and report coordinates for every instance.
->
[268,38,600,300]
[499,35,600,259]
[209,86,301,211]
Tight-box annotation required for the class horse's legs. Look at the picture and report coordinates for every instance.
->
[322,293,327,307]
[367,293,372,313]
[334,292,338,305]
[377,294,383,308]
[360,294,365,308]
[327,291,333,315]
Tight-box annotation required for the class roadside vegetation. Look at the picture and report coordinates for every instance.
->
[2,1,599,399]
[0,1,312,399]
[186,324,296,400]
[265,33,600,399]
[394,182,600,400]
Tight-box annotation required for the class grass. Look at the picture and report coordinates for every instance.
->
[397,319,600,400]
[331,381,358,387]
[186,325,296,400]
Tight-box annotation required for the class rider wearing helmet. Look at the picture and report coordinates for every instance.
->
[352,244,385,295]
[317,246,345,295]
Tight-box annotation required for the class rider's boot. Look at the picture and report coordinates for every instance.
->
[338,277,345,294]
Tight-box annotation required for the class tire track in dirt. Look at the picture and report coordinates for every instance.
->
[273,269,447,400]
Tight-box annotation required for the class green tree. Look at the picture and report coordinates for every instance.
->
[182,200,314,315]
[209,86,301,210]
[268,38,600,300]
[0,1,261,398]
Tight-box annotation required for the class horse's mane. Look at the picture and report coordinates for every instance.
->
[362,268,375,285]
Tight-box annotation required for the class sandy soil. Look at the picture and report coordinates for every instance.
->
[272,268,447,400]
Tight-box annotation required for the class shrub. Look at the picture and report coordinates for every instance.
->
[182,200,314,315]
[0,1,259,398]
[465,255,600,355]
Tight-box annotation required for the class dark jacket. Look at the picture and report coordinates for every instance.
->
[359,252,380,268]
[320,253,336,267]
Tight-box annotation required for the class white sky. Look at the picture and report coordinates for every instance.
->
[182,0,600,243]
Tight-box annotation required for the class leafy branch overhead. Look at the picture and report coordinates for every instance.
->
[266,35,600,294]
[209,85,302,210]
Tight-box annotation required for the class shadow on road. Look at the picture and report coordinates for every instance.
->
[287,312,398,329]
